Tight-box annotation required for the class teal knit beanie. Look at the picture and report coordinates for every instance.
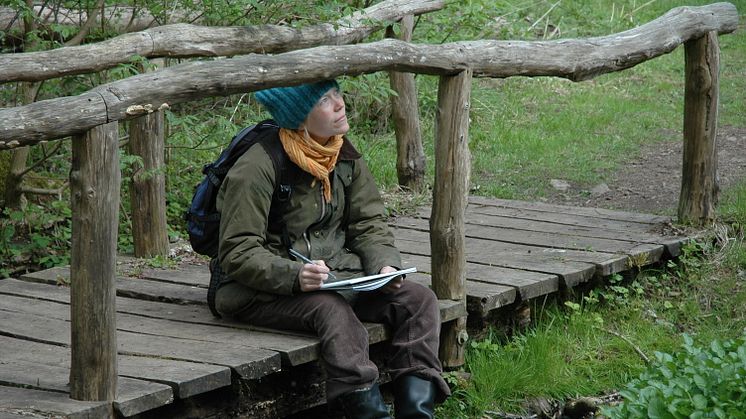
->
[254,80,340,129]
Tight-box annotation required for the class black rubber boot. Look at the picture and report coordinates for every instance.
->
[393,375,436,419]
[336,383,391,419]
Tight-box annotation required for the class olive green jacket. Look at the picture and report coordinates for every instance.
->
[215,132,401,314]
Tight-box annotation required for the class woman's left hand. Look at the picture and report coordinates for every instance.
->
[380,266,403,293]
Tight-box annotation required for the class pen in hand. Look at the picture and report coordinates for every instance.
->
[288,248,337,281]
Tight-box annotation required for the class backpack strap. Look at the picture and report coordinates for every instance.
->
[256,128,293,251]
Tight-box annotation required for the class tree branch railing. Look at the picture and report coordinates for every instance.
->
[0,2,737,148]
[0,0,445,83]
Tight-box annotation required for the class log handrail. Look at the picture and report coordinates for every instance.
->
[0,0,445,83]
[0,2,737,148]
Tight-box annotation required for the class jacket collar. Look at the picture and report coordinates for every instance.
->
[339,137,362,161]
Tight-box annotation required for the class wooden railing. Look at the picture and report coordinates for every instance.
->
[0,1,738,405]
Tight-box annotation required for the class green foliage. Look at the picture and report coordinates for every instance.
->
[603,334,746,419]
[0,201,71,278]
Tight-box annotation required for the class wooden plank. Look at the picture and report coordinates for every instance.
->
[393,227,601,286]
[116,257,211,288]
[468,196,672,224]
[0,385,111,419]
[0,292,317,368]
[411,206,690,257]
[0,308,281,380]
[0,333,230,400]
[406,273,518,316]
[0,412,44,419]
[437,299,467,323]
[1,278,361,366]
[394,216,664,263]
[21,267,206,304]
[0,356,173,417]
[402,253,556,301]
[1,277,465,366]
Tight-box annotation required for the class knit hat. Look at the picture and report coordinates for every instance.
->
[254,80,340,129]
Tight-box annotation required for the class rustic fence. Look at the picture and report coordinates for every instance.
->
[0,1,738,404]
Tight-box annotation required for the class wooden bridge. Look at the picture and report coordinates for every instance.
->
[0,197,695,418]
[0,0,738,417]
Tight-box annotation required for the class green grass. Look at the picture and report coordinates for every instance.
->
[352,0,746,202]
[438,235,746,416]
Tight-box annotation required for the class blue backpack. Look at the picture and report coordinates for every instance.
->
[185,119,290,259]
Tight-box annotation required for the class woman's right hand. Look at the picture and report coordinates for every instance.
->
[297,260,330,292]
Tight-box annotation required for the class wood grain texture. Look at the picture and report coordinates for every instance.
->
[0,0,445,82]
[0,385,111,419]
[129,112,169,257]
[387,15,427,191]
[0,3,737,147]
[679,31,720,225]
[69,122,120,402]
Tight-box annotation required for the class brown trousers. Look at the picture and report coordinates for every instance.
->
[235,281,450,402]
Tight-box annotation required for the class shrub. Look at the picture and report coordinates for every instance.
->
[603,334,746,419]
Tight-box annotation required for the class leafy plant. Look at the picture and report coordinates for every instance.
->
[603,334,746,418]
[0,201,72,278]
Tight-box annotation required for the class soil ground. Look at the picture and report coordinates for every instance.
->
[543,125,746,215]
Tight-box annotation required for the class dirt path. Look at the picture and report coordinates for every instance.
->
[544,125,746,215]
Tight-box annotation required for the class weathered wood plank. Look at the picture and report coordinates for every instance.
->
[394,215,664,262]
[0,386,111,419]
[412,205,690,257]
[21,267,206,304]
[0,330,231,400]
[120,262,211,288]
[460,203,698,258]
[437,299,468,323]
[468,196,672,224]
[0,278,460,368]
[0,308,281,380]
[0,292,317,368]
[402,253,557,300]
[393,227,601,285]
[0,3,738,147]
[0,356,174,417]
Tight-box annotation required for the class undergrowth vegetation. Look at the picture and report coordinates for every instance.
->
[1,0,745,416]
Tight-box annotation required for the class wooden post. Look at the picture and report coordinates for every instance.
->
[679,31,719,225]
[129,110,169,257]
[69,121,119,402]
[430,70,472,367]
[386,16,426,192]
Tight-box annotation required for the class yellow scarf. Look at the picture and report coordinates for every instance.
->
[279,128,344,203]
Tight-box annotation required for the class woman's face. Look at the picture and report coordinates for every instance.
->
[302,88,349,143]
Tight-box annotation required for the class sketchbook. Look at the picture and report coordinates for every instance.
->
[320,267,417,291]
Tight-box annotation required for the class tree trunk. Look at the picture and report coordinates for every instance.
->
[387,16,426,192]
[430,70,471,367]
[678,31,719,225]
[69,121,119,403]
[4,82,41,209]
[129,111,169,258]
